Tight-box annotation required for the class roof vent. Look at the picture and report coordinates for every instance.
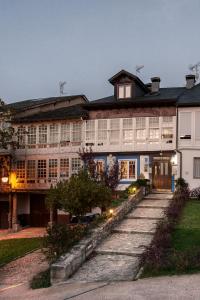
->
[151,77,161,93]
[185,74,195,89]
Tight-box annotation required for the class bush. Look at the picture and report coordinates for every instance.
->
[30,269,51,289]
[43,224,86,263]
[190,187,200,200]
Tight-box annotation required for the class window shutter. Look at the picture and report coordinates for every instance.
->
[179,112,191,137]
[195,112,200,140]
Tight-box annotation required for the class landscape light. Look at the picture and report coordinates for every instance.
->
[2,176,8,183]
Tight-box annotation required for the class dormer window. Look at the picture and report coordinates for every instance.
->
[118,84,131,99]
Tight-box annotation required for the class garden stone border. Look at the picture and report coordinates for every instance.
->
[51,188,144,285]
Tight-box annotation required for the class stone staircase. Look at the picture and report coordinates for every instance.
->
[67,192,173,282]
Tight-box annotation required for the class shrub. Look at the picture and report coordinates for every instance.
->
[190,187,200,200]
[30,269,51,289]
[43,223,86,263]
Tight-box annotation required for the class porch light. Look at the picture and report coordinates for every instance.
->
[109,209,114,216]
[2,176,8,183]
[171,154,178,165]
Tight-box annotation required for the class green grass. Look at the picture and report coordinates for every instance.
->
[0,238,43,266]
[142,200,200,278]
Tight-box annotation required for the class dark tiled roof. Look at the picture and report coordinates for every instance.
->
[5,95,88,113]
[87,87,185,109]
[178,83,200,106]
[13,105,88,123]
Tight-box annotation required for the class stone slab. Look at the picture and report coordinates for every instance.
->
[137,199,171,208]
[144,193,173,200]
[67,254,140,282]
[127,207,165,219]
[96,233,152,256]
[113,218,158,234]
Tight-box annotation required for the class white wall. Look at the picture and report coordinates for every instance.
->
[182,149,200,189]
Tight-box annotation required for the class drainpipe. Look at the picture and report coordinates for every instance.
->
[176,106,182,178]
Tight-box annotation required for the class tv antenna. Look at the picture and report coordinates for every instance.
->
[188,62,200,81]
[136,65,144,76]
[59,81,67,96]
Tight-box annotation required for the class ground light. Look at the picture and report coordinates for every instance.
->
[109,209,114,217]
[2,176,9,183]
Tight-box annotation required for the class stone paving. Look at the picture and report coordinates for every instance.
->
[68,192,173,282]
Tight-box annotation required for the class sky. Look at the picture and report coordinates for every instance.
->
[1,0,200,103]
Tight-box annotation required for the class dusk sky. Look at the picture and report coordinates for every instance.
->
[1,0,200,103]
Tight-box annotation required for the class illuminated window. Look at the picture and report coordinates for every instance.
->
[71,158,81,174]
[16,160,25,182]
[60,158,69,178]
[162,128,173,139]
[119,159,136,180]
[118,84,131,99]
[38,160,46,180]
[96,160,105,175]
[27,160,36,183]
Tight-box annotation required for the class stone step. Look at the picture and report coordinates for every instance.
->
[127,207,165,220]
[67,254,140,282]
[96,232,152,257]
[113,218,158,235]
[144,194,173,200]
[137,199,171,208]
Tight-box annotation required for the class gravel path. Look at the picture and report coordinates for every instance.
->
[0,250,48,287]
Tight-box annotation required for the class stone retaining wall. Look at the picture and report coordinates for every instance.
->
[51,188,144,285]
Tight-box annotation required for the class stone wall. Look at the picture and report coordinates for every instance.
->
[51,188,144,285]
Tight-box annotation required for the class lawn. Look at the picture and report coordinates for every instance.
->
[0,238,42,266]
[142,199,200,277]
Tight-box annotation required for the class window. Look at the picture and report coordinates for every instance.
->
[118,84,131,99]
[61,123,70,143]
[179,112,191,139]
[109,119,120,145]
[16,160,25,182]
[17,126,26,149]
[194,158,200,178]
[136,117,146,140]
[71,158,81,174]
[122,119,133,143]
[60,158,69,178]
[163,116,173,123]
[96,160,105,175]
[119,159,136,180]
[97,119,107,142]
[39,125,47,146]
[85,120,95,142]
[162,128,173,139]
[49,159,57,179]
[27,126,36,148]
[38,160,46,180]
[27,160,36,183]
[149,117,159,140]
[72,123,81,143]
[49,124,59,145]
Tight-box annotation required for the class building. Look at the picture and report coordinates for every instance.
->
[0,70,200,230]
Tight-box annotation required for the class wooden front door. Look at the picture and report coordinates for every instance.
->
[152,159,172,190]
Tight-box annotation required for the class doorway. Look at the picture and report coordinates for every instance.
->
[152,158,172,190]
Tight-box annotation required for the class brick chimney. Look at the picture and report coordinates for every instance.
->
[186,74,195,89]
[151,77,161,93]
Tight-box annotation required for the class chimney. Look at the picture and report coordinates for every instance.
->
[146,83,152,92]
[151,77,161,93]
[186,74,195,89]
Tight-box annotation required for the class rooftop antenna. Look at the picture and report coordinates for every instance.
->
[188,62,200,81]
[59,81,67,96]
[135,65,144,76]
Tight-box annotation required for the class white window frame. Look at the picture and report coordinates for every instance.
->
[117,84,132,99]
[194,157,200,178]
[118,159,137,181]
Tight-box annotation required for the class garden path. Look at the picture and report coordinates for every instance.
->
[68,192,173,282]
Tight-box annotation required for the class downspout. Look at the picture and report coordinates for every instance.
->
[176,106,182,178]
